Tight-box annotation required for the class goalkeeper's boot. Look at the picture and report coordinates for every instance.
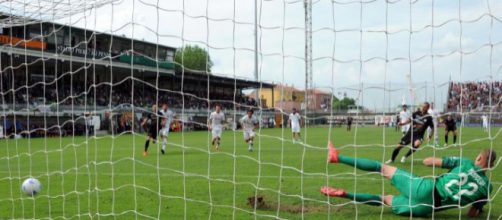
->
[320,186,346,197]
[328,141,339,163]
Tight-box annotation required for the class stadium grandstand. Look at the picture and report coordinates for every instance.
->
[447,81,502,112]
[0,16,275,138]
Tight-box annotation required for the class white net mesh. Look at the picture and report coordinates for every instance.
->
[0,0,502,219]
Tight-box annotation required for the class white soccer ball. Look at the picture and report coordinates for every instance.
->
[21,178,41,196]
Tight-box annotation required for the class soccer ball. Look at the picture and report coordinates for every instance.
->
[21,178,41,196]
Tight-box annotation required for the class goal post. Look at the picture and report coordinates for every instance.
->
[0,0,501,219]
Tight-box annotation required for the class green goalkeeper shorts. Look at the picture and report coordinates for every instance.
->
[391,169,435,217]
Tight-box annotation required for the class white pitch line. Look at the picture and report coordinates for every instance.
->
[0,170,501,185]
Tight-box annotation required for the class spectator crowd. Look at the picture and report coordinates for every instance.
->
[447,81,502,112]
[2,77,259,111]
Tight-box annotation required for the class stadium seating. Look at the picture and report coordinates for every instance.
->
[447,82,502,112]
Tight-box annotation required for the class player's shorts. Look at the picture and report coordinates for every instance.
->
[401,124,410,133]
[243,129,255,140]
[291,125,300,133]
[391,169,434,217]
[160,127,170,137]
[399,132,423,146]
[148,126,158,140]
[212,127,222,139]
[445,126,457,132]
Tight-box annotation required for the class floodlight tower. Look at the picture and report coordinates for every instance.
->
[304,0,313,111]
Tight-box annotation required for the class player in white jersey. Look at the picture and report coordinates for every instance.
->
[426,102,440,146]
[240,109,259,152]
[399,105,411,135]
[208,104,225,150]
[159,103,175,155]
[288,108,302,143]
[481,114,489,132]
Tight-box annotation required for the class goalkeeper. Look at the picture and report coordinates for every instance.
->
[321,141,495,217]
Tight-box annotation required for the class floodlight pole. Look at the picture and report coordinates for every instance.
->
[254,0,259,103]
[304,0,312,143]
[304,0,313,111]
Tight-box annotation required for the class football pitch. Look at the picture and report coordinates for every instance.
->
[1,126,501,219]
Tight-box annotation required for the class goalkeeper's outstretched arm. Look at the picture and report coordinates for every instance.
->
[422,157,442,167]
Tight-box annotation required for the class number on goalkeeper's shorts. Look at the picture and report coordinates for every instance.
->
[444,173,479,200]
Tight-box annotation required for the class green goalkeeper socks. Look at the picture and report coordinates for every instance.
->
[338,155,382,172]
[346,192,382,206]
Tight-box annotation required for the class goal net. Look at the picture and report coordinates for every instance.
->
[0,0,501,219]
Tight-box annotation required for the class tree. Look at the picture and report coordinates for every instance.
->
[332,96,356,111]
[175,45,213,73]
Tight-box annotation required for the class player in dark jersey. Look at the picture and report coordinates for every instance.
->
[443,114,457,146]
[346,116,353,131]
[140,104,165,156]
[395,114,400,132]
[322,141,496,217]
[386,102,434,164]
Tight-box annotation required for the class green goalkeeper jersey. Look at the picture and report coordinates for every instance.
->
[436,157,492,208]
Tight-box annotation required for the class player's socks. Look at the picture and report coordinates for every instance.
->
[345,192,382,206]
[390,147,402,162]
[445,135,448,144]
[338,156,382,172]
[404,148,416,158]
[330,141,381,172]
[330,142,382,172]
[320,187,381,206]
[162,139,167,152]
[144,140,150,152]
[453,135,457,144]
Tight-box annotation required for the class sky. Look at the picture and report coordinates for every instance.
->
[5,0,502,111]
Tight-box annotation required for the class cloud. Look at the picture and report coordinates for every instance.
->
[42,0,502,110]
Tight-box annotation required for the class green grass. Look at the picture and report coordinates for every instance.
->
[0,127,501,219]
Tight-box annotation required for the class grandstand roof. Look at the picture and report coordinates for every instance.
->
[0,13,274,90]
[0,13,177,51]
[171,71,275,90]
